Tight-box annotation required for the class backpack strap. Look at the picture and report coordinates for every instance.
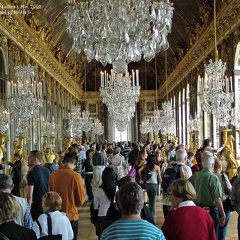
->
[46,213,53,236]
[36,219,42,234]
[0,232,10,240]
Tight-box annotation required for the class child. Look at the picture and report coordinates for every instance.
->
[34,191,73,239]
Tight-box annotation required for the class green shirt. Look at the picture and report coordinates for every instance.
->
[189,168,222,207]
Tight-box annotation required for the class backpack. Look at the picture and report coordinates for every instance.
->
[140,166,152,182]
[44,163,58,173]
[162,164,181,195]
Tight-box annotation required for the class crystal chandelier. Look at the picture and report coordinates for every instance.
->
[80,110,93,134]
[150,110,161,133]
[0,105,9,133]
[99,69,140,132]
[92,118,104,136]
[42,117,58,136]
[65,0,174,66]
[8,64,43,118]
[230,103,240,129]
[187,115,202,132]
[198,0,234,123]
[16,118,29,136]
[140,118,152,134]
[160,101,175,135]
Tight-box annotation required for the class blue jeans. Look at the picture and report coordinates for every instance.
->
[145,183,158,217]
[218,209,231,240]
[70,220,78,240]
[209,206,220,239]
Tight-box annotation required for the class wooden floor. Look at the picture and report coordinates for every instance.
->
[77,194,238,239]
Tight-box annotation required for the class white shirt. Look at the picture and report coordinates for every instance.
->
[94,186,118,216]
[34,211,73,240]
[178,200,196,208]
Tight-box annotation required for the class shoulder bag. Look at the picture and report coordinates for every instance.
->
[36,213,62,240]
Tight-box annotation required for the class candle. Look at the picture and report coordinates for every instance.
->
[11,81,13,96]
[226,77,229,92]
[132,71,135,86]
[100,71,103,87]
[40,82,42,97]
[230,76,232,92]
[136,70,139,85]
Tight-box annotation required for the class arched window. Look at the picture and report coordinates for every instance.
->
[186,84,190,147]
[178,91,182,144]
[182,88,186,145]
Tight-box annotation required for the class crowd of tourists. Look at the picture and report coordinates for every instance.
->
[0,138,240,240]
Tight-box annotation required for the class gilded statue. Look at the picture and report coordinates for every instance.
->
[13,140,23,155]
[0,141,5,164]
[225,135,238,179]
[36,21,52,45]
[54,44,64,62]
[172,136,178,146]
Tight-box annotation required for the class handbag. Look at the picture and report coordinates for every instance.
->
[36,213,62,240]
[140,166,152,182]
[221,174,235,212]
[127,168,137,180]
[223,196,235,212]
[117,157,125,180]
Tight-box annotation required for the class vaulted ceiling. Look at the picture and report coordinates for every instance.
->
[23,0,214,91]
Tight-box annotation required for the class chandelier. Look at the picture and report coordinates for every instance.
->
[187,115,202,132]
[140,118,152,134]
[92,118,104,136]
[0,105,9,133]
[230,103,240,129]
[15,118,29,136]
[198,0,234,123]
[42,117,58,136]
[160,101,175,135]
[150,110,161,133]
[99,69,140,132]
[65,0,174,66]
[8,64,43,118]
[68,106,93,135]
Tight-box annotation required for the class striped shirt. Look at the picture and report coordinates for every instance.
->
[100,219,165,240]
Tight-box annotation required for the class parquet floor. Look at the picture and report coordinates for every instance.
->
[77,194,238,239]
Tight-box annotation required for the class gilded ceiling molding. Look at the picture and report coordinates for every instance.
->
[81,91,102,102]
[159,0,240,99]
[139,90,156,101]
[0,1,83,101]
